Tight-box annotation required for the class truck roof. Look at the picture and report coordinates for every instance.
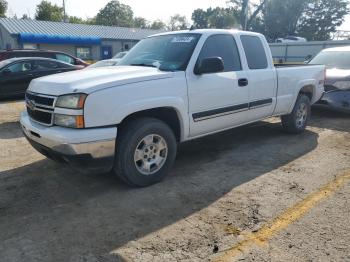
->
[150,29,264,38]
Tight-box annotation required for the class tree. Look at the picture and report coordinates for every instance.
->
[21,14,30,20]
[192,7,238,29]
[35,0,63,22]
[298,0,349,41]
[0,0,8,18]
[133,17,148,28]
[192,9,209,28]
[68,16,85,24]
[263,0,308,40]
[229,0,267,29]
[261,0,348,41]
[168,14,188,31]
[149,20,166,30]
[95,0,134,27]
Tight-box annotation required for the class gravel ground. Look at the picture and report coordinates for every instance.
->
[0,100,349,262]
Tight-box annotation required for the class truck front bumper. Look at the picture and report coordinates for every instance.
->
[20,111,117,172]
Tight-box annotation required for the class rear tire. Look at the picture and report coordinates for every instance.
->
[113,117,177,187]
[281,94,311,134]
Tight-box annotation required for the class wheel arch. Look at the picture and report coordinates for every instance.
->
[299,84,315,102]
[118,107,185,142]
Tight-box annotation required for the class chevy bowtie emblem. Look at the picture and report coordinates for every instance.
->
[27,99,36,111]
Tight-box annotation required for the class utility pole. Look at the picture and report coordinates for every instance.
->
[244,0,249,30]
[63,0,66,22]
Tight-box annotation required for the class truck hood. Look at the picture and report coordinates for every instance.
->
[28,66,174,96]
[326,68,350,79]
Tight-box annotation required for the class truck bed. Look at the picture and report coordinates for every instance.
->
[274,63,316,67]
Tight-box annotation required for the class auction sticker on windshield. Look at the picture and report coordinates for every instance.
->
[171,36,196,43]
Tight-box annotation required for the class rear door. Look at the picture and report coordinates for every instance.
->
[239,35,278,120]
[187,34,250,137]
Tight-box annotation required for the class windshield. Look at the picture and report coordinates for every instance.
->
[118,33,201,71]
[88,60,118,68]
[309,51,350,69]
[113,52,127,59]
[0,59,15,69]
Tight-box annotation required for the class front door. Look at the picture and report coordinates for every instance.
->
[0,61,34,97]
[101,46,112,60]
[187,34,250,137]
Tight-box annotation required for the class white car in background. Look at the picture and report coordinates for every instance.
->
[276,36,307,43]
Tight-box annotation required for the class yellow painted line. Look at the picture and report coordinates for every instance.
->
[213,171,350,262]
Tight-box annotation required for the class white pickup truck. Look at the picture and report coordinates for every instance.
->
[21,29,325,187]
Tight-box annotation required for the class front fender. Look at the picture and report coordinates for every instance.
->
[83,77,189,140]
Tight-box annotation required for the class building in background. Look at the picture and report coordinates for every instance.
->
[0,18,163,61]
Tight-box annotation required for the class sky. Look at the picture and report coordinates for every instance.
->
[6,0,227,22]
[5,0,350,30]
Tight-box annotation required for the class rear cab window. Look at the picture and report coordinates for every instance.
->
[197,34,242,72]
[240,35,268,70]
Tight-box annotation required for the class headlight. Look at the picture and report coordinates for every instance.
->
[54,114,84,128]
[55,93,87,109]
[333,81,350,90]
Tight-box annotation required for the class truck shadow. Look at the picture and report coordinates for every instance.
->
[0,121,319,261]
[0,121,23,139]
[310,107,350,133]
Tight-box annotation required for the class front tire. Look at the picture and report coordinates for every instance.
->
[113,117,177,187]
[281,94,311,134]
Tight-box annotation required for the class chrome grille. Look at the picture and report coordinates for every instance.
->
[25,91,56,126]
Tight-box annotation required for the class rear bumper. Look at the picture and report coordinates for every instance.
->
[20,111,117,172]
[315,90,350,113]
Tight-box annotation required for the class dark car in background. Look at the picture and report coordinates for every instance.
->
[309,46,350,113]
[0,57,81,99]
[0,49,89,67]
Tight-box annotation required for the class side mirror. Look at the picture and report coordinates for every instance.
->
[194,57,224,75]
[2,68,11,75]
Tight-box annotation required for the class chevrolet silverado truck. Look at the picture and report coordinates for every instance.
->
[20,29,325,187]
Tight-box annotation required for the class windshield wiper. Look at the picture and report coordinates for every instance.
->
[130,63,158,68]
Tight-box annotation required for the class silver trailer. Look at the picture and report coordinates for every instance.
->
[270,40,350,63]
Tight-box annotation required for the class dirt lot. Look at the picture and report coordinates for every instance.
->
[0,100,349,262]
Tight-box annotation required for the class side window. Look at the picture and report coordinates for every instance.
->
[240,35,268,69]
[56,62,71,69]
[197,34,242,72]
[76,47,91,60]
[5,61,32,73]
[33,60,59,71]
[9,52,21,58]
[37,52,55,59]
[56,54,74,64]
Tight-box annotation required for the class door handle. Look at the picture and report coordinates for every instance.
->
[238,78,249,87]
